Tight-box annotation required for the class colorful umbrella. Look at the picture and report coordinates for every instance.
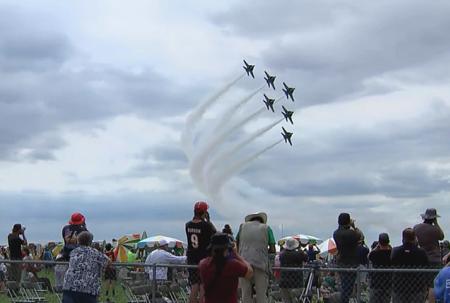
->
[114,234,141,262]
[137,235,186,249]
[317,238,337,256]
[279,234,322,246]
[52,243,64,257]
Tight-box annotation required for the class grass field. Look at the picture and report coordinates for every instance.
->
[0,268,129,303]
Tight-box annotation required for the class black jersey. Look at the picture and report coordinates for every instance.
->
[185,220,216,263]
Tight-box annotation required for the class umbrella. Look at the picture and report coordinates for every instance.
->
[137,235,186,249]
[279,234,322,246]
[114,234,141,262]
[317,238,337,256]
[52,243,64,257]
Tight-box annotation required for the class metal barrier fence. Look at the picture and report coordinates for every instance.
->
[0,259,443,303]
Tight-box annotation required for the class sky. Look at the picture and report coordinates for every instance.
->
[1,0,449,246]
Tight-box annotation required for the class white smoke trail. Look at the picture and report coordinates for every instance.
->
[189,87,270,195]
[206,118,284,179]
[212,85,265,134]
[207,139,284,195]
[180,74,244,160]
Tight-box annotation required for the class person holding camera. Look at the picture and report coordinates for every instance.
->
[7,223,27,284]
[368,233,392,303]
[199,232,253,303]
[414,208,445,302]
[185,201,217,303]
[61,212,88,260]
[333,213,363,303]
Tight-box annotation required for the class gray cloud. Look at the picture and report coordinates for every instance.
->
[0,6,204,162]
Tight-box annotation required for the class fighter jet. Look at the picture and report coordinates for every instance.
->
[281,127,293,146]
[282,82,295,101]
[263,94,275,112]
[264,71,276,90]
[281,106,294,124]
[243,60,255,78]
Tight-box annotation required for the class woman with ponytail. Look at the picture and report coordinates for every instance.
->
[199,233,253,303]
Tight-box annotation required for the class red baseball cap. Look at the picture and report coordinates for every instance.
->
[194,201,208,213]
[69,212,85,225]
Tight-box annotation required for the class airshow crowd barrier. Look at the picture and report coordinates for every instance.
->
[0,259,441,303]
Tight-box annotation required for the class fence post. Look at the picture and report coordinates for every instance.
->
[152,264,157,303]
[356,267,361,302]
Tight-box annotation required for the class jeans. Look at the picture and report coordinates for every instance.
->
[62,290,97,303]
[240,267,268,303]
[338,271,356,303]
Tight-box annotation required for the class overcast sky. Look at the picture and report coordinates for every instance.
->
[1,0,449,246]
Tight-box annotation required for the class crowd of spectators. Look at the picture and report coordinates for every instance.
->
[0,205,449,303]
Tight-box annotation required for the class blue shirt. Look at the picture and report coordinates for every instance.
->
[434,266,450,303]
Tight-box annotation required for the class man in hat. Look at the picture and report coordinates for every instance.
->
[61,212,88,260]
[199,232,253,303]
[279,237,307,303]
[7,223,27,284]
[414,208,444,302]
[144,239,186,281]
[185,201,216,303]
[236,212,276,303]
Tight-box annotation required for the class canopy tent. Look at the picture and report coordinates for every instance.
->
[317,238,337,257]
[137,235,186,249]
[114,234,141,262]
[278,234,322,246]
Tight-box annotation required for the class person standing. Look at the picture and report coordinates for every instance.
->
[62,231,110,303]
[199,232,253,303]
[61,212,88,260]
[279,237,308,303]
[333,213,362,303]
[104,243,117,300]
[145,239,186,281]
[306,240,321,263]
[391,228,429,303]
[7,223,27,285]
[434,261,450,303]
[368,233,392,303]
[414,208,445,302]
[236,212,276,303]
[185,201,216,303]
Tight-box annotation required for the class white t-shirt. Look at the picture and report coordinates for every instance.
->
[145,249,186,280]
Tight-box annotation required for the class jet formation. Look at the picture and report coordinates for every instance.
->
[243,59,295,145]
[263,94,275,112]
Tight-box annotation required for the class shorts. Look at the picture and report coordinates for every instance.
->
[188,268,201,285]
[104,267,117,280]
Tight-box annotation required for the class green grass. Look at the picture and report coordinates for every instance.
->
[0,268,129,303]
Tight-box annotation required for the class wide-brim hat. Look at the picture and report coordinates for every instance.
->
[284,238,299,251]
[420,208,440,220]
[69,212,85,225]
[245,212,267,224]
